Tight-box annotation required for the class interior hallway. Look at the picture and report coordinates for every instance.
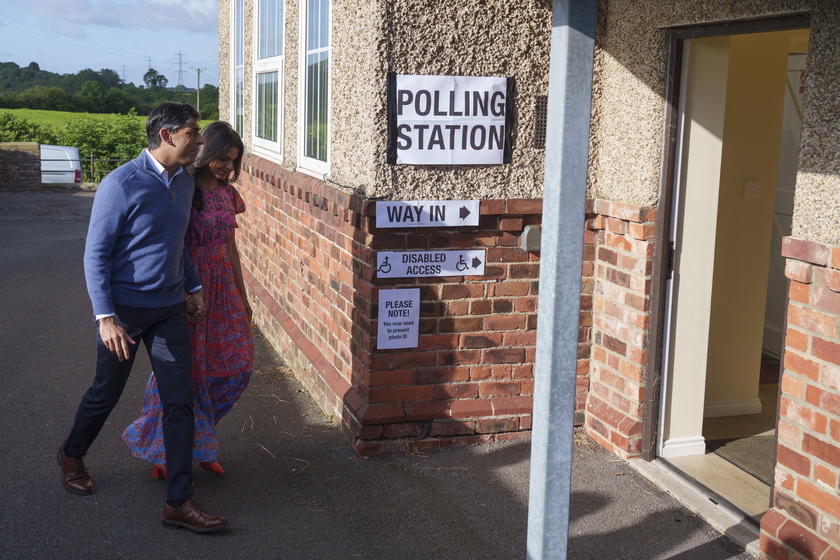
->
[665,354,780,525]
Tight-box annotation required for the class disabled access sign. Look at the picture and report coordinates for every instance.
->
[376,250,486,278]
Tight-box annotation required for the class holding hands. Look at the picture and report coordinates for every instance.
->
[187,289,206,322]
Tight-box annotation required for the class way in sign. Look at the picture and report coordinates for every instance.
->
[376,200,480,228]
[386,204,445,223]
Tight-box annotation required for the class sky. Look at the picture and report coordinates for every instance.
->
[0,0,220,88]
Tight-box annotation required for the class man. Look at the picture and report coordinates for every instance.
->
[58,102,228,533]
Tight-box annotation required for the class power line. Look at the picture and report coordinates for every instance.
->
[0,16,220,87]
[0,15,149,62]
[0,17,162,86]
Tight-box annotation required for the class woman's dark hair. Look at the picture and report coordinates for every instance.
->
[190,121,244,210]
[146,102,201,149]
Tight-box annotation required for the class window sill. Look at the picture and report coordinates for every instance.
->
[251,144,283,166]
[295,165,328,181]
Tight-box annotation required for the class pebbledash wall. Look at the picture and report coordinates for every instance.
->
[220,0,839,557]
[219,0,563,454]
[587,2,840,559]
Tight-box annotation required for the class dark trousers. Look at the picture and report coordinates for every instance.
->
[64,302,194,502]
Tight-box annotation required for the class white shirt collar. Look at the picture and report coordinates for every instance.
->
[143,148,184,186]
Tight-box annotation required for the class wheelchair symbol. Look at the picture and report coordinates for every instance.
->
[455,255,468,272]
[377,256,392,274]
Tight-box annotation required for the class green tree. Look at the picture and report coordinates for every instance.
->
[19,86,76,111]
[0,91,19,109]
[198,84,219,120]
[104,88,135,114]
[143,68,168,89]
[57,110,147,180]
[98,68,122,89]
[77,81,106,112]
[0,60,219,117]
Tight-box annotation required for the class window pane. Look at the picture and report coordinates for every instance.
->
[303,0,328,162]
[233,0,245,134]
[259,0,284,59]
[319,0,329,49]
[304,52,328,161]
[256,72,279,142]
[307,0,318,51]
[307,0,328,51]
[234,0,244,66]
[235,67,245,134]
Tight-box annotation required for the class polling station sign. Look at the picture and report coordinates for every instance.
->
[376,250,486,278]
[387,73,513,165]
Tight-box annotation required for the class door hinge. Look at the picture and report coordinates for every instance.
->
[667,243,676,277]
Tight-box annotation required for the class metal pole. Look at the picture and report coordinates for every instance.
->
[196,68,202,113]
[526,0,597,559]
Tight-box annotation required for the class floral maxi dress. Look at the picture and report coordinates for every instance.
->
[122,182,254,464]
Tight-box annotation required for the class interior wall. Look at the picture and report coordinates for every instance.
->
[660,36,728,455]
[703,31,796,413]
[764,40,809,355]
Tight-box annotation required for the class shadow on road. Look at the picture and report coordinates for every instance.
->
[0,190,750,560]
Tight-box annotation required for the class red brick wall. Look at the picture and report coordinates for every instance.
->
[234,155,594,455]
[236,155,840,553]
[584,200,656,459]
[759,238,840,560]
[0,142,40,190]
[236,156,361,431]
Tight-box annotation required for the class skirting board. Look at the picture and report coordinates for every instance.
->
[703,397,762,418]
[661,436,706,458]
[763,327,783,357]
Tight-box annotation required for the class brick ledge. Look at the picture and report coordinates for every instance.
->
[782,237,840,270]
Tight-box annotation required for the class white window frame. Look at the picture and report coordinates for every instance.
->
[230,0,245,135]
[297,0,331,177]
[252,0,285,161]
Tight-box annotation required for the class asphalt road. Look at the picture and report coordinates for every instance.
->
[0,188,752,559]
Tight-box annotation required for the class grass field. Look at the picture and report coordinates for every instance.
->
[2,108,212,130]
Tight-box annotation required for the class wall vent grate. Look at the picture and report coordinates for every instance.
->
[534,96,548,150]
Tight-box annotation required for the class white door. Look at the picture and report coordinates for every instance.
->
[659,31,806,459]
[763,53,806,356]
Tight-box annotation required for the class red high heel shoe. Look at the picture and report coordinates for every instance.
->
[151,464,195,486]
[200,461,225,475]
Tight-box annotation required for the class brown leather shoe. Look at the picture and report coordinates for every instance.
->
[162,498,229,533]
[57,444,93,495]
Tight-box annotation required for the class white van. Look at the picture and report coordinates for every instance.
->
[40,144,83,184]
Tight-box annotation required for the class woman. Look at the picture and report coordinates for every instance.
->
[122,121,254,477]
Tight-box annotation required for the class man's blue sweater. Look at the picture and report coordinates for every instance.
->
[84,152,200,316]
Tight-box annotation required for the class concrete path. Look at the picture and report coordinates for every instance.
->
[0,189,753,559]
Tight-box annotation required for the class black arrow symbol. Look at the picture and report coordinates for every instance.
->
[459,206,471,220]
[471,257,482,268]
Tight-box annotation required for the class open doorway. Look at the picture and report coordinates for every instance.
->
[657,27,810,524]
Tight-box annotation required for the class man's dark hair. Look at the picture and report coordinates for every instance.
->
[146,102,201,149]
